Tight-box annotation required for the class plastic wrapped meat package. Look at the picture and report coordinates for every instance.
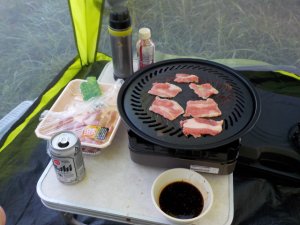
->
[35,79,122,155]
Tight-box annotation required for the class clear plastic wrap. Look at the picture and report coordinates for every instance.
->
[35,79,122,155]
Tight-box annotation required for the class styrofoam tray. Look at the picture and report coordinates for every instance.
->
[35,79,121,149]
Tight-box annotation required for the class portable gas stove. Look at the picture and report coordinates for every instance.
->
[117,58,300,183]
[118,59,260,175]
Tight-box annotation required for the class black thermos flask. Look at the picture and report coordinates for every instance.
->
[108,7,133,79]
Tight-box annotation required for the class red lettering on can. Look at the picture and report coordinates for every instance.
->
[53,159,60,166]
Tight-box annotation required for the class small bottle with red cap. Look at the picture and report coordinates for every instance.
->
[136,27,155,70]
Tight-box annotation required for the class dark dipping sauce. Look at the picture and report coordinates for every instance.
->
[159,181,203,219]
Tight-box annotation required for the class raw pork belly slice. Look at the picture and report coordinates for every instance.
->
[184,98,221,118]
[149,97,184,120]
[189,83,219,99]
[174,73,199,83]
[180,118,223,138]
[148,82,182,98]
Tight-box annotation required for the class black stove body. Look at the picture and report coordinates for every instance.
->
[128,130,240,175]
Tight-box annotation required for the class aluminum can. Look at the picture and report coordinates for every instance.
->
[49,131,85,184]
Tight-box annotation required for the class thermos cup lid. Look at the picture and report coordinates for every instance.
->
[109,7,131,30]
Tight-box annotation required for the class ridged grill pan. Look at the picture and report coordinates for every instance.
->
[117,58,260,150]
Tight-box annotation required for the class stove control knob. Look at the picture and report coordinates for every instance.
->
[292,122,300,152]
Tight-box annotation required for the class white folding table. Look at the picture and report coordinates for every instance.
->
[36,62,234,225]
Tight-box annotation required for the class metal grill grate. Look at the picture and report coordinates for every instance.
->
[118,59,260,150]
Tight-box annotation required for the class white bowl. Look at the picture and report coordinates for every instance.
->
[151,168,213,225]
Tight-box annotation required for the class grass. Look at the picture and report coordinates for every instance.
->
[0,0,300,120]
[0,0,76,118]
[100,0,300,66]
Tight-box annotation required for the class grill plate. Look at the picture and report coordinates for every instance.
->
[118,59,260,150]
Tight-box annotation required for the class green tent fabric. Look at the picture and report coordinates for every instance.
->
[0,0,111,153]
[68,0,105,66]
[1,1,300,225]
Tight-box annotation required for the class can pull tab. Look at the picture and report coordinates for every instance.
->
[58,136,69,148]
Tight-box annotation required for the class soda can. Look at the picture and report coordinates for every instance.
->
[49,131,85,184]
